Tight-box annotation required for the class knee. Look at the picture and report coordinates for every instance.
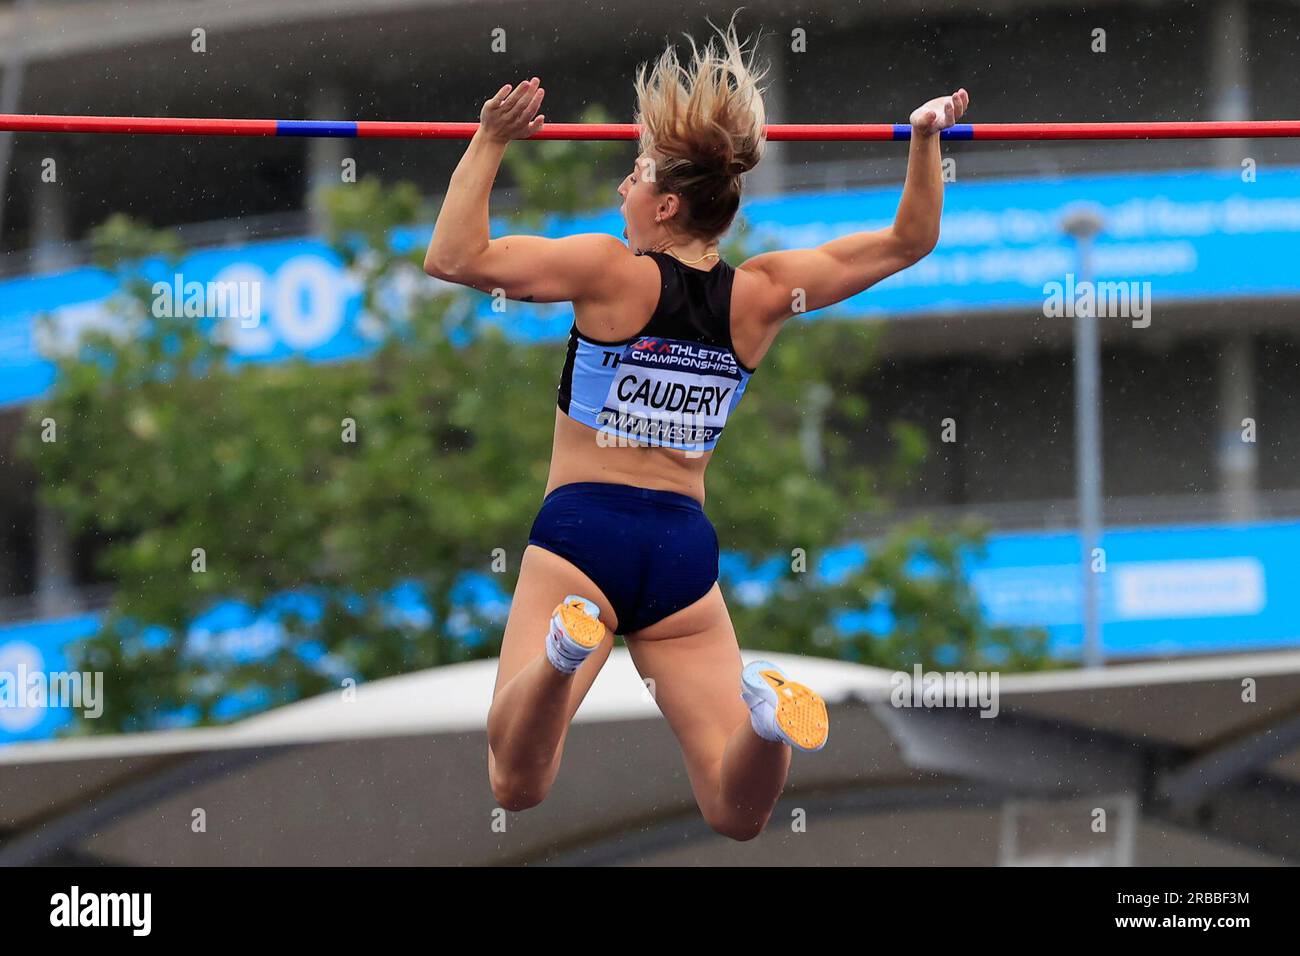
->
[489,767,551,813]
[704,809,768,843]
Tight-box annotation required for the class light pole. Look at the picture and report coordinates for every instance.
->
[1062,204,1106,669]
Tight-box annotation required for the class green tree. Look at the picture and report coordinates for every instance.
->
[22,123,1049,735]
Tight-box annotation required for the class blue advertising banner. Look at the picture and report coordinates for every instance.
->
[4,166,1300,406]
[967,522,1296,658]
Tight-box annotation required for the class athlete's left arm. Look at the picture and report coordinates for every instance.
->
[430,231,635,303]
[423,78,634,303]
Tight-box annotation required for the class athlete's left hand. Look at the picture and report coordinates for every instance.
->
[479,76,547,142]
[910,88,969,135]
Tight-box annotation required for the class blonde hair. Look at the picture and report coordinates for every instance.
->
[633,16,768,239]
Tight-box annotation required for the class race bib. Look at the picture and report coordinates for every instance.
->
[596,336,744,449]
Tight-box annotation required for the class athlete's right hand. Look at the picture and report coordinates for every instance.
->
[479,78,546,142]
[909,88,969,136]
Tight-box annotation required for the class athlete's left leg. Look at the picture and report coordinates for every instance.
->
[623,583,797,842]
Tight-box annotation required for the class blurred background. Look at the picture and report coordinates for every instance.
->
[1,0,1299,866]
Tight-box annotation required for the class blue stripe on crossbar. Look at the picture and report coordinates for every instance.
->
[892,124,976,140]
[277,120,358,137]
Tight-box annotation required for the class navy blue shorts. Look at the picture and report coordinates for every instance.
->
[527,481,719,635]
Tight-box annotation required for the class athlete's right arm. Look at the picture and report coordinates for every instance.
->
[735,225,932,322]
[736,88,968,325]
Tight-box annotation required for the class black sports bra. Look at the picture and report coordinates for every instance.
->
[555,251,754,452]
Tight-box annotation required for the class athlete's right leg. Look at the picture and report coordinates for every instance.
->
[487,544,619,811]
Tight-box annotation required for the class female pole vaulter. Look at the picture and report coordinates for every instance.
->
[425,19,966,840]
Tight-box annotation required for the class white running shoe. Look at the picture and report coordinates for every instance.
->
[741,660,829,752]
[544,594,607,675]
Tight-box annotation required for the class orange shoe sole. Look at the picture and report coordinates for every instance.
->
[553,598,606,649]
[760,669,830,751]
